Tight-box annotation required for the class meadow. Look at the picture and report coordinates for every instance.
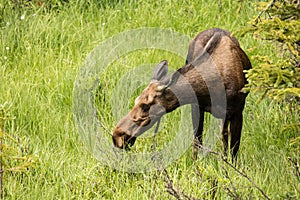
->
[1,0,299,199]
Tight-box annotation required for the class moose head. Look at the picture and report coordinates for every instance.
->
[112,60,180,150]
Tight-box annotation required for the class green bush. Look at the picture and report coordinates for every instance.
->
[240,0,300,101]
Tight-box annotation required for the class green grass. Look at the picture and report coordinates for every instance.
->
[1,0,299,199]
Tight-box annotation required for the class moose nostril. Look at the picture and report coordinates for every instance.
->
[112,128,137,150]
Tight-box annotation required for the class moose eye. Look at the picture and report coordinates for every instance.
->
[140,103,150,111]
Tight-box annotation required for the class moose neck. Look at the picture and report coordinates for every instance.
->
[163,64,210,113]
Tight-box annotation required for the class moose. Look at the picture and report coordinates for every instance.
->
[112,28,252,160]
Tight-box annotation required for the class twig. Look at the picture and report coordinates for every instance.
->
[254,0,277,23]
[162,168,183,200]
[223,167,242,200]
[152,152,202,200]
[151,121,202,200]
[198,145,271,200]
[161,168,202,200]
[98,120,112,136]
[288,157,300,183]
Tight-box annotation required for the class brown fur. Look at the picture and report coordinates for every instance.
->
[112,28,252,160]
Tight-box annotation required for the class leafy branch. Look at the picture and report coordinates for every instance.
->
[238,0,300,102]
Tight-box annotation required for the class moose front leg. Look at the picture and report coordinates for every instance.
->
[191,104,204,159]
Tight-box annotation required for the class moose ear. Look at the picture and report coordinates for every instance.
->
[152,60,168,81]
[157,70,180,91]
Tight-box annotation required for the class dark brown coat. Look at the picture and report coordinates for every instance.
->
[112,28,252,159]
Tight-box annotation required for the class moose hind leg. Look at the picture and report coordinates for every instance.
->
[192,104,204,159]
[229,112,243,161]
[222,119,230,157]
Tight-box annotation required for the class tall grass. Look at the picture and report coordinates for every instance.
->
[1,0,299,199]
